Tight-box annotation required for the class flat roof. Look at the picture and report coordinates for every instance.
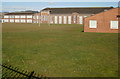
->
[5,12,35,15]
[41,7,113,14]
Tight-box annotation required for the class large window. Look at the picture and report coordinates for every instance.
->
[15,15,20,18]
[110,21,118,29]
[27,20,32,23]
[68,16,71,24]
[10,19,14,22]
[10,16,14,18]
[4,19,9,22]
[4,16,9,18]
[21,19,26,23]
[73,15,77,23]
[54,16,58,24]
[63,16,67,24]
[79,16,83,24]
[27,15,32,18]
[89,20,97,28]
[21,15,26,18]
[59,16,62,24]
[15,20,20,23]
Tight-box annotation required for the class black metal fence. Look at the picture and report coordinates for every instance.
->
[0,64,47,79]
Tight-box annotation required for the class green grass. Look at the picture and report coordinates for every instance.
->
[2,23,118,77]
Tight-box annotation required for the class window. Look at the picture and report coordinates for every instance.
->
[73,15,77,23]
[79,16,83,24]
[110,21,118,29]
[27,15,32,18]
[27,20,32,23]
[44,15,48,21]
[4,16,9,18]
[68,16,71,24]
[21,15,26,18]
[21,19,26,23]
[15,15,20,18]
[89,20,97,28]
[4,19,9,22]
[10,16,14,18]
[15,20,20,23]
[41,15,48,21]
[64,16,67,24]
[59,16,62,24]
[54,16,58,24]
[37,16,39,19]
[10,19,14,22]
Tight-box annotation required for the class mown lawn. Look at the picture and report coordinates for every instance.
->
[2,23,118,77]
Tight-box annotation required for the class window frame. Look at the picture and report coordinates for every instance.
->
[110,21,118,29]
[21,15,26,18]
[27,15,32,18]
[89,20,97,28]
[4,16,9,18]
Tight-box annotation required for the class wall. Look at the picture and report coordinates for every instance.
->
[84,8,119,33]
[33,13,40,23]
[3,15,33,23]
[40,11,91,24]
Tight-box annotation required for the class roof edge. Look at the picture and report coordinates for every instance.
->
[84,7,118,19]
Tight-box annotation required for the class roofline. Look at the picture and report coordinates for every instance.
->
[41,7,114,10]
[4,13,35,15]
[84,7,118,19]
[43,7,114,9]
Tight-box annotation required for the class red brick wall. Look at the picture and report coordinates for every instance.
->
[41,12,90,24]
[84,8,119,33]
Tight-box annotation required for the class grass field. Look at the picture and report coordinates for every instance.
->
[2,23,118,77]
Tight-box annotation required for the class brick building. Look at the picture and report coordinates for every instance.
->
[84,8,119,33]
[33,13,40,23]
[2,11,38,23]
[2,7,113,24]
[40,7,113,24]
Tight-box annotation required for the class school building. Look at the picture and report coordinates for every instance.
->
[84,8,119,33]
[2,7,113,24]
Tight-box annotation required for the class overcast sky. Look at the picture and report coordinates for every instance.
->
[1,2,119,12]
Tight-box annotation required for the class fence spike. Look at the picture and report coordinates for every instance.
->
[1,64,43,79]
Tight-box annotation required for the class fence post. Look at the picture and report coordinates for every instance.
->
[1,64,42,79]
[27,71,34,79]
